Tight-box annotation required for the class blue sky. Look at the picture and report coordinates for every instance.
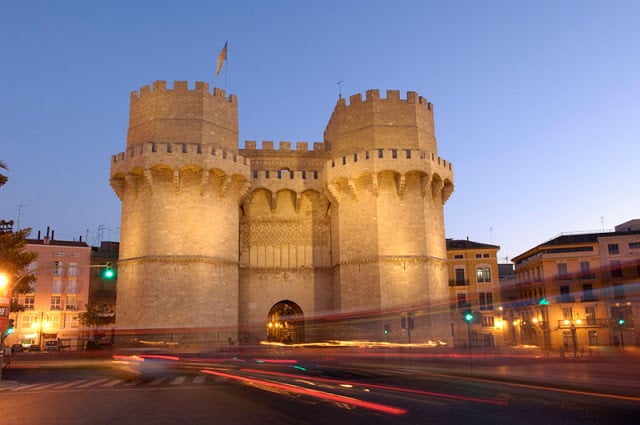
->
[1,1,639,261]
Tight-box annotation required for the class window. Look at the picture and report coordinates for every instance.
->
[52,278,62,294]
[52,261,64,276]
[613,282,625,300]
[611,260,622,278]
[64,313,80,329]
[481,316,494,327]
[559,285,572,302]
[629,242,640,249]
[454,254,463,259]
[580,261,593,278]
[588,330,598,346]
[67,280,78,294]
[456,293,468,308]
[479,292,494,310]
[585,306,596,325]
[483,253,490,258]
[476,254,482,258]
[46,312,60,329]
[455,268,466,285]
[68,262,78,277]
[51,296,61,310]
[608,244,619,255]
[582,284,595,302]
[24,295,35,310]
[66,296,77,310]
[562,307,573,320]
[476,266,491,283]
[557,263,569,279]
[22,314,35,329]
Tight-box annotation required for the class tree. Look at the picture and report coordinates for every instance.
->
[0,161,8,187]
[79,303,116,340]
[0,161,38,300]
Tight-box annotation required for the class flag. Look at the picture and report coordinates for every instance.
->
[216,41,227,76]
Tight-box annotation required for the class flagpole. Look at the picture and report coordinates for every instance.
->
[225,41,229,94]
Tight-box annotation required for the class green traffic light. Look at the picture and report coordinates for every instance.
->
[463,312,474,323]
[618,319,625,326]
[102,263,115,279]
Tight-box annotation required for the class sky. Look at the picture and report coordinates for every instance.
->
[1,0,639,262]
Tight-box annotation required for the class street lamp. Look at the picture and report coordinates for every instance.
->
[32,312,50,351]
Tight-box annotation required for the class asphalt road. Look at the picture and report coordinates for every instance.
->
[1,348,639,425]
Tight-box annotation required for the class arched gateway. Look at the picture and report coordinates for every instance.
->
[267,300,304,344]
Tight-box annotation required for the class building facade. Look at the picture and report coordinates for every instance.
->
[446,239,505,347]
[110,81,455,349]
[509,221,640,352]
[6,230,91,351]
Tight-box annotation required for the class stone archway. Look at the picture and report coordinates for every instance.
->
[267,300,304,344]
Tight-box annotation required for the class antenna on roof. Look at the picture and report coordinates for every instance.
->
[337,78,343,99]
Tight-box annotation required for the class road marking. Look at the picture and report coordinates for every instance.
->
[12,382,59,391]
[101,379,126,387]
[53,379,89,389]
[148,377,167,385]
[171,376,187,385]
[77,379,111,388]
[194,375,206,384]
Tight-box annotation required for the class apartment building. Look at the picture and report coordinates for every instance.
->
[510,220,640,352]
[446,239,505,347]
[6,230,91,351]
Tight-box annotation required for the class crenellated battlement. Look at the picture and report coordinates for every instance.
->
[242,140,328,156]
[338,89,432,110]
[327,148,452,172]
[324,89,438,158]
[127,80,239,152]
[130,80,236,104]
[110,141,251,190]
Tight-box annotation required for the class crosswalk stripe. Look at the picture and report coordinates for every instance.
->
[77,379,111,388]
[101,379,126,387]
[9,375,211,391]
[53,379,89,389]
[148,377,167,385]
[171,376,187,385]
[12,382,55,391]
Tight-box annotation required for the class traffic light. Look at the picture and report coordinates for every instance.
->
[462,310,474,324]
[407,314,414,330]
[102,262,115,279]
[401,315,406,329]
[7,318,14,335]
[383,324,390,335]
[618,318,626,326]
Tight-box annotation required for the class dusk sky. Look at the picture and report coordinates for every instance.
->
[1,1,638,262]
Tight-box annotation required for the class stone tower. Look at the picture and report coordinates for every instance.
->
[110,81,250,347]
[323,90,454,342]
[110,82,454,349]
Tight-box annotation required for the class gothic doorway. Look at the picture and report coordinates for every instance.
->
[267,300,304,344]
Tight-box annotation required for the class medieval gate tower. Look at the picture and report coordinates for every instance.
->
[110,81,454,349]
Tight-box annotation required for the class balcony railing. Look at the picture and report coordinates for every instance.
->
[448,279,469,287]
[557,318,609,328]
[555,295,575,303]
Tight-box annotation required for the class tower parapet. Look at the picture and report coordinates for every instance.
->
[324,89,436,158]
[127,80,238,152]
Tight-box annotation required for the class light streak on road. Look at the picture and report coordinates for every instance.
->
[200,368,408,415]
[239,367,509,406]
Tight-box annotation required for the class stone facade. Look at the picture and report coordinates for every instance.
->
[110,81,455,349]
